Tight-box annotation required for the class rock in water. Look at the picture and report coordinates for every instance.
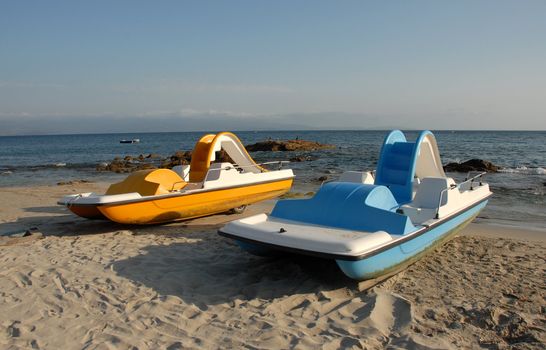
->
[97,157,159,173]
[161,151,192,168]
[98,148,237,173]
[443,159,500,173]
[289,155,318,162]
[245,140,335,152]
[215,149,234,163]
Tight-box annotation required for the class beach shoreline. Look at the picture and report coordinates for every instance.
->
[0,182,544,349]
[1,182,544,235]
[2,130,545,229]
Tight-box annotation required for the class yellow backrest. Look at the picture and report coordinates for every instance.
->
[189,134,216,182]
[106,169,187,196]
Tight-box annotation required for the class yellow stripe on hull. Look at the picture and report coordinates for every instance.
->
[97,179,293,224]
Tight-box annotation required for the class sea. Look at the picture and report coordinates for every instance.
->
[0,130,544,229]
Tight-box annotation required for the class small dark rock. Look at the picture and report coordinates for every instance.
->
[96,162,109,171]
[57,179,92,186]
[136,163,156,170]
[424,309,437,320]
[316,176,328,182]
[6,324,20,338]
[448,321,463,330]
[24,227,42,237]
[289,156,305,162]
[289,155,318,162]
[280,191,315,199]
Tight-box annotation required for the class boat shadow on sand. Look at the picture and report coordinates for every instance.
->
[2,203,265,237]
[0,213,137,237]
[23,205,68,214]
[112,230,358,305]
[1,205,359,302]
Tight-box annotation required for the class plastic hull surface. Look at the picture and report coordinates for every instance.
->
[98,179,293,224]
[335,200,487,280]
[67,205,107,220]
[236,200,487,281]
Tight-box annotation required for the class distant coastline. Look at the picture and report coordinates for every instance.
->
[2,128,546,138]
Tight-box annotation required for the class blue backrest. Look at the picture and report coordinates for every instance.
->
[375,130,434,204]
[271,182,415,235]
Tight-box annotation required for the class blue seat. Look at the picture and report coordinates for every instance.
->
[271,182,415,235]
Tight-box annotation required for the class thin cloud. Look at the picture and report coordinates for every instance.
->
[113,80,294,94]
[0,81,65,89]
[116,108,258,118]
[0,109,260,119]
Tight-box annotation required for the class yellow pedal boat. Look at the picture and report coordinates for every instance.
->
[58,132,294,224]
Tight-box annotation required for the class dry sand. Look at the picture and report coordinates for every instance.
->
[0,182,544,349]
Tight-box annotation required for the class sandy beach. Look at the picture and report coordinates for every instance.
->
[0,181,544,349]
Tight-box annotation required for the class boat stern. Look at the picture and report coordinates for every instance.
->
[57,193,107,219]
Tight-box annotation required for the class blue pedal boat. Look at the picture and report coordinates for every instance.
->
[218,130,492,281]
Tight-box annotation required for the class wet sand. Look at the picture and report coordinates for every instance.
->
[0,182,544,349]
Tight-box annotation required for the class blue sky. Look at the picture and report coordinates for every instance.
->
[1,1,545,134]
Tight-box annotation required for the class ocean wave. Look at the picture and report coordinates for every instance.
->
[2,162,98,171]
[498,166,546,175]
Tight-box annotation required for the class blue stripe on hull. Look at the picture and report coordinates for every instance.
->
[336,200,488,280]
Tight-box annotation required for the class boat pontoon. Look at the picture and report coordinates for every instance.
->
[219,130,492,280]
[59,132,294,224]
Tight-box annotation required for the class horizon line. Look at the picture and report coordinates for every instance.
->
[1,128,545,137]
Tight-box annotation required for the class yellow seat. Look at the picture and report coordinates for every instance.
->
[106,169,187,196]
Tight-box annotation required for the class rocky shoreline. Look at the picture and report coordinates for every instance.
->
[96,139,335,173]
[245,139,336,152]
[95,138,501,175]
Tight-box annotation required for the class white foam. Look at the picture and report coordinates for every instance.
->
[499,166,545,175]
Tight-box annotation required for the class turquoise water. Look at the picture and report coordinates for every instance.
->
[0,130,544,229]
